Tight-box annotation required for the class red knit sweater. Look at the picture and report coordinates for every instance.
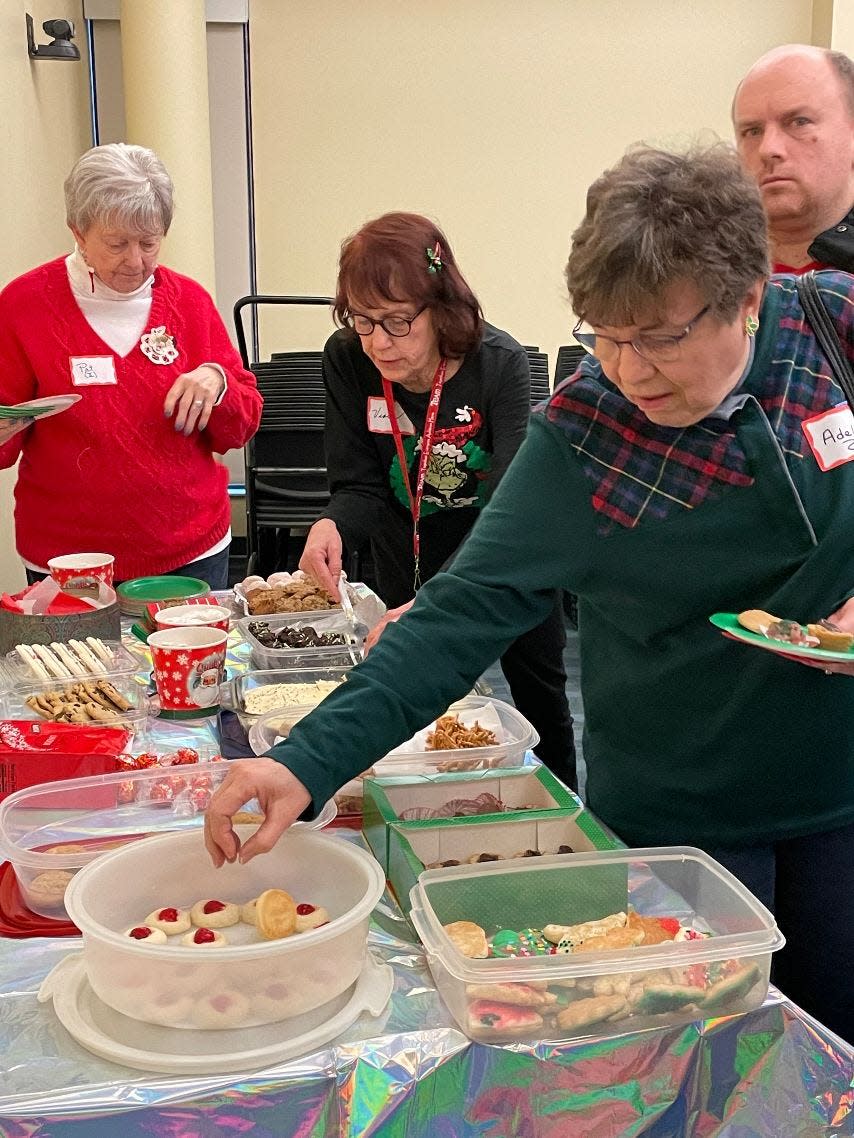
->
[0,258,262,579]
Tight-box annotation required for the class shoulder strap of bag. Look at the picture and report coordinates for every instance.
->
[796,270,854,412]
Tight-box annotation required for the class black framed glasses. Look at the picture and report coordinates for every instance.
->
[345,306,427,338]
[573,305,710,364]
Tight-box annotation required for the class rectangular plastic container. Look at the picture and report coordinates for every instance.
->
[236,612,362,671]
[1,671,151,730]
[408,847,784,1044]
[0,759,242,919]
[378,696,538,775]
[2,640,137,687]
[224,663,354,732]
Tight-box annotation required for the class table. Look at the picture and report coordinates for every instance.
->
[0,631,851,1136]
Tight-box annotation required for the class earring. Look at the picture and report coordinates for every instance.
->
[745,314,759,336]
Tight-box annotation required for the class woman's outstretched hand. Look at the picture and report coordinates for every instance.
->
[204,757,312,866]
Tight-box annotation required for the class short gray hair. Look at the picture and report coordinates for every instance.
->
[566,142,769,326]
[64,143,174,235]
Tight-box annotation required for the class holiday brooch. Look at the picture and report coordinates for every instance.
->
[140,326,179,365]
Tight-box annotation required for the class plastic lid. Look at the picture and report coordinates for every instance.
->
[0,759,337,870]
[38,951,392,1074]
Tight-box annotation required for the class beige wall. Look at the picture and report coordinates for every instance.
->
[0,1,92,588]
[249,0,813,363]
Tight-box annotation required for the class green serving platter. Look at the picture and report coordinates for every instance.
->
[117,575,210,616]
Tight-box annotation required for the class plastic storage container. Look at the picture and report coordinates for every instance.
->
[0,760,336,920]
[249,695,536,775]
[3,639,136,686]
[226,663,353,733]
[236,612,362,671]
[2,670,151,730]
[409,847,785,1043]
[64,826,385,1030]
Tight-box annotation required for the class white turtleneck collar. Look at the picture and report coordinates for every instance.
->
[65,248,155,357]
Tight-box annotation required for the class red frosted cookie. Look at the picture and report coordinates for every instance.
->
[468,999,544,1037]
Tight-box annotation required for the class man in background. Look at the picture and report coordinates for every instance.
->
[733,44,854,273]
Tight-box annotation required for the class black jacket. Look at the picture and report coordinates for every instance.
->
[809,207,854,271]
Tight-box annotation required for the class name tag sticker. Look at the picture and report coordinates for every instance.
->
[802,402,854,470]
[69,356,117,386]
[367,396,415,435]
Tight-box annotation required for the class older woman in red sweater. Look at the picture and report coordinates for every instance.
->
[0,143,261,588]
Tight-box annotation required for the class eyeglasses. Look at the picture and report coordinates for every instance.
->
[573,305,710,364]
[345,306,426,338]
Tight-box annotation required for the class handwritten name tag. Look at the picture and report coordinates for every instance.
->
[367,396,415,435]
[802,403,854,470]
[69,356,117,386]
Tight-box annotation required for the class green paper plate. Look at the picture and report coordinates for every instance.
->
[709,612,854,663]
[117,576,210,616]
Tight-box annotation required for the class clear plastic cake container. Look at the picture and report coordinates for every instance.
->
[408,847,784,1044]
[221,663,354,732]
[236,612,362,671]
[64,826,385,1030]
[1,670,151,730]
[0,759,336,919]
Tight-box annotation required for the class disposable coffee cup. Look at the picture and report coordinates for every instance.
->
[48,553,115,594]
[148,626,227,717]
[154,604,231,634]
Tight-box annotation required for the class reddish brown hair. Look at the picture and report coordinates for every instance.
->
[333,212,483,358]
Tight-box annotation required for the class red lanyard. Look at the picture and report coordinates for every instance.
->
[382,357,447,591]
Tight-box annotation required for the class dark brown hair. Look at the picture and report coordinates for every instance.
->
[566,143,769,326]
[333,212,483,358]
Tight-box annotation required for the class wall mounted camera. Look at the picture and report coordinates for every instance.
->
[26,13,81,60]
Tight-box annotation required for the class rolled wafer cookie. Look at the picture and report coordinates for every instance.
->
[15,645,51,681]
[51,642,88,678]
[32,644,72,679]
[86,636,115,665]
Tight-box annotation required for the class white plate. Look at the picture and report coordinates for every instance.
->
[0,395,82,421]
[38,950,393,1075]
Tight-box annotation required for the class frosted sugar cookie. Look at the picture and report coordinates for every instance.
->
[181,927,227,947]
[190,898,240,928]
[256,888,297,940]
[145,906,191,935]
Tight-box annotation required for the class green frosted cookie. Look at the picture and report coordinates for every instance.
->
[700,963,761,1012]
[634,983,704,1014]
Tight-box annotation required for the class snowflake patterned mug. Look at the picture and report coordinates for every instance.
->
[48,552,115,592]
[148,626,227,716]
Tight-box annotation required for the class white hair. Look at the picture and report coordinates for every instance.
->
[64,143,174,235]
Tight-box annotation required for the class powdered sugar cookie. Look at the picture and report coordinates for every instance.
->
[145,906,191,935]
[240,897,259,925]
[124,925,168,944]
[295,902,330,933]
[181,927,227,947]
[256,888,297,940]
[190,899,240,928]
[192,989,250,1028]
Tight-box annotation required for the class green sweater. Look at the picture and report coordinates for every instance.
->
[272,274,854,847]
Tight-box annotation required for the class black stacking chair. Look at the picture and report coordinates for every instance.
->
[554,344,586,387]
[233,295,334,575]
[525,347,551,406]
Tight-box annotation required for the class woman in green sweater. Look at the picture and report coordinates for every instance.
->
[208,145,854,1042]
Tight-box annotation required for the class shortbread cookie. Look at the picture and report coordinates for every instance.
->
[443,920,488,959]
[737,609,780,635]
[556,993,628,1030]
[26,869,74,909]
[125,925,168,944]
[253,980,295,1020]
[807,621,854,651]
[192,990,250,1028]
[146,906,191,935]
[256,888,297,940]
[569,926,645,953]
[181,927,227,947]
[295,903,330,933]
[145,988,194,1025]
[190,899,240,928]
[466,982,557,1008]
[240,897,259,925]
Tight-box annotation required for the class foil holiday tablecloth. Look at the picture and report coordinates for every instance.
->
[0,854,850,1137]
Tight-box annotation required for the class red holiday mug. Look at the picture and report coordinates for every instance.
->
[148,627,227,717]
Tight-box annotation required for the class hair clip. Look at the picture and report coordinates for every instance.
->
[425,242,443,273]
